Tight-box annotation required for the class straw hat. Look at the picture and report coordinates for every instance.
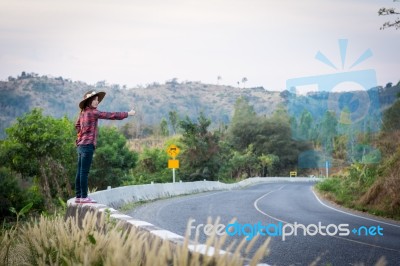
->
[79,90,106,109]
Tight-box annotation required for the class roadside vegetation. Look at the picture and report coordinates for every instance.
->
[316,94,400,220]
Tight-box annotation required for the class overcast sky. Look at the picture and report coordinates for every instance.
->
[0,0,399,91]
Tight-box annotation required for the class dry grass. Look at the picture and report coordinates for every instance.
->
[356,143,400,219]
[1,210,270,266]
[358,169,400,218]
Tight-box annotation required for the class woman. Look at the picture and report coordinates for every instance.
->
[75,90,135,203]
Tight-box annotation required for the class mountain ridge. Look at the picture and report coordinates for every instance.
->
[1,72,399,139]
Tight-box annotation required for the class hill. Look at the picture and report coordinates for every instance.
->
[1,72,399,139]
[0,73,285,138]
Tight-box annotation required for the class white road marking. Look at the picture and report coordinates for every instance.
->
[253,185,287,223]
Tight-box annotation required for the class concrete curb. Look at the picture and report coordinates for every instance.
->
[67,177,321,264]
[85,177,320,208]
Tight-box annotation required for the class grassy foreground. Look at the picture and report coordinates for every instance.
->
[1,210,270,266]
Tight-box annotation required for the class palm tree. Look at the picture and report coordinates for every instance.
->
[217,76,222,85]
[242,77,248,88]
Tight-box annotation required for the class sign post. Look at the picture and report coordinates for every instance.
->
[325,160,329,178]
[166,144,180,183]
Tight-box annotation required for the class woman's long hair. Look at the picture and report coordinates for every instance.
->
[80,96,96,113]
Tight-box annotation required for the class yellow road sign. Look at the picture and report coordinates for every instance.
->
[166,144,180,158]
[168,159,179,169]
[290,171,297,177]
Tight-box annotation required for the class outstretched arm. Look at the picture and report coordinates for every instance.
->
[95,110,128,120]
[95,108,136,120]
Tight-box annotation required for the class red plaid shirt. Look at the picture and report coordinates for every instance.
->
[75,107,128,147]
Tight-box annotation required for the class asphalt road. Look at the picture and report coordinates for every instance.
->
[125,182,400,265]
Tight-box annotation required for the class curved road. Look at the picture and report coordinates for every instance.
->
[125,182,400,265]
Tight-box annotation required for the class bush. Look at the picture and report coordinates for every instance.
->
[0,168,45,221]
[315,177,341,193]
[316,163,380,208]
[0,109,76,210]
[127,147,171,184]
[91,126,138,189]
[0,168,24,219]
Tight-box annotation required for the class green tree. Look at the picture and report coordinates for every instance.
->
[217,76,222,85]
[298,110,313,140]
[240,144,260,177]
[128,147,171,184]
[231,97,256,125]
[270,104,291,124]
[242,77,248,88]
[179,113,221,181]
[120,121,135,139]
[228,97,258,151]
[227,101,311,176]
[228,118,261,152]
[168,110,179,135]
[91,126,138,189]
[318,111,338,154]
[254,116,307,175]
[0,167,24,218]
[160,118,169,137]
[0,109,76,210]
[259,154,279,177]
[227,151,251,179]
[221,144,262,179]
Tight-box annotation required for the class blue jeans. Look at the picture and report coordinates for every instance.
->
[75,144,95,198]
